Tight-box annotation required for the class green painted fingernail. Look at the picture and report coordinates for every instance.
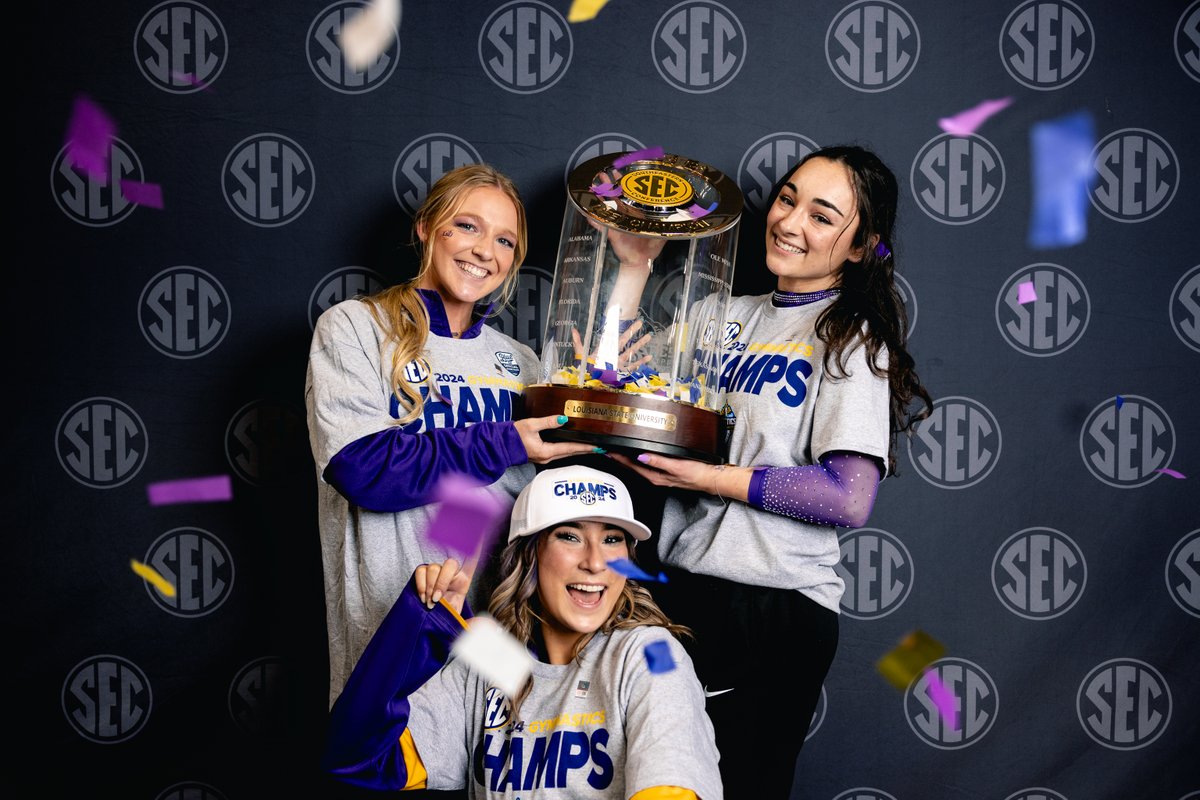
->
[557,415,569,424]
[593,447,607,454]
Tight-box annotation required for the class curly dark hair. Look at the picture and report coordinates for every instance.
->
[766,145,933,474]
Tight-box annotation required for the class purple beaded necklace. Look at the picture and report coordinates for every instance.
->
[771,287,841,308]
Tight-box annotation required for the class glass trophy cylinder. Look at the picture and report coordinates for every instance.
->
[522,151,741,463]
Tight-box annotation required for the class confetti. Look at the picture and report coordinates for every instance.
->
[687,201,717,219]
[451,615,534,696]
[937,96,1014,136]
[64,94,117,181]
[591,182,622,198]
[876,629,946,692]
[120,179,164,210]
[612,146,665,170]
[1156,468,1186,479]
[923,669,959,730]
[607,558,668,583]
[1017,281,1037,304]
[568,0,610,22]
[643,640,676,674]
[1115,395,1124,409]
[425,473,510,557]
[1028,110,1096,249]
[170,71,215,92]
[131,558,176,598]
[147,474,232,505]
[340,0,401,70]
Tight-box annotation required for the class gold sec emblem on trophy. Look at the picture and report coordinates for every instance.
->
[522,149,743,463]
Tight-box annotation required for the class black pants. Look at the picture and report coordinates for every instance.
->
[656,568,839,800]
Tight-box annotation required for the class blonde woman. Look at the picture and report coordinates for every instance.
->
[306,165,596,706]
[323,465,722,799]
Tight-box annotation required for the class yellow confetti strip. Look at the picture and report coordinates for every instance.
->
[568,0,610,23]
[876,629,946,691]
[131,558,176,598]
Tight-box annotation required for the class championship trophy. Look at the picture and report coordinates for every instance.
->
[522,150,742,463]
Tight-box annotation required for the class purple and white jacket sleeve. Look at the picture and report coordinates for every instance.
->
[746,451,883,529]
[324,422,528,513]
[322,573,471,789]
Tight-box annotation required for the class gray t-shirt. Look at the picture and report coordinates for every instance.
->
[408,626,723,799]
[658,293,890,612]
[306,298,538,705]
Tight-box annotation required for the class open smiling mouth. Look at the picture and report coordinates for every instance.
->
[456,260,489,279]
[567,583,605,608]
[773,235,806,255]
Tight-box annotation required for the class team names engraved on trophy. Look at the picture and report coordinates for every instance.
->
[563,400,678,432]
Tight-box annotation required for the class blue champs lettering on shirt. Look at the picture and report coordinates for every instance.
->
[389,383,521,432]
[471,688,614,792]
[711,339,815,407]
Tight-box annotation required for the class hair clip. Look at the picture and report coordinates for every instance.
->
[874,241,892,259]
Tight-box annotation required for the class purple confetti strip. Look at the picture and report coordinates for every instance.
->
[590,182,623,198]
[612,146,665,170]
[1115,395,1124,409]
[924,670,959,731]
[65,94,117,181]
[643,640,676,674]
[1028,110,1096,249]
[120,179,164,210]
[1017,281,1037,304]
[607,558,668,583]
[426,473,510,556]
[687,202,718,219]
[938,96,1014,137]
[147,475,233,506]
[1156,468,1186,479]
[596,369,621,387]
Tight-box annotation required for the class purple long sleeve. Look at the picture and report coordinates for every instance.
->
[324,421,529,513]
[323,573,472,789]
[746,451,882,528]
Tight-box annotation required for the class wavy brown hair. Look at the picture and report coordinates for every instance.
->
[487,530,688,710]
[364,164,528,425]
[767,145,932,474]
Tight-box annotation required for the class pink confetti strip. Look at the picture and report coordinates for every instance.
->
[426,473,511,556]
[612,146,665,170]
[687,202,717,219]
[938,97,1014,137]
[924,670,959,731]
[1017,281,1037,304]
[1156,468,1186,479]
[120,179,164,210]
[171,71,215,92]
[65,94,117,181]
[590,183,622,198]
[147,475,233,506]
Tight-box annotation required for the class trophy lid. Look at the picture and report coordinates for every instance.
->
[567,150,743,238]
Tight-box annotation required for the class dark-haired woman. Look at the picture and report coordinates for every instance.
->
[612,145,932,797]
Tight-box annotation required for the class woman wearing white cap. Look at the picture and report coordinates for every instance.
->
[322,464,723,799]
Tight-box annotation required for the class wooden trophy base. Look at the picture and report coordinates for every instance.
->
[522,384,727,464]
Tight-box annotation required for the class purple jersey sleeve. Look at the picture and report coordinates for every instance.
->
[323,422,529,512]
[323,572,472,790]
[746,451,882,528]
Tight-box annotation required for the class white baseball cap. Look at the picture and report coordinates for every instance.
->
[508,465,652,542]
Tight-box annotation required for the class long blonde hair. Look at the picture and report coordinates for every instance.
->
[364,164,528,425]
[487,531,689,711]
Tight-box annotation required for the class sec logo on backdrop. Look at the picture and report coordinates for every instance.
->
[222,133,315,227]
[911,134,1005,225]
[56,397,148,488]
[393,134,483,217]
[1000,0,1094,89]
[61,655,152,743]
[307,1,400,93]
[653,1,747,93]
[737,133,819,213]
[135,1,228,92]
[479,1,572,94]
[826,0,920,92]
[1077,658,1171,750]
[51,138,144,227]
